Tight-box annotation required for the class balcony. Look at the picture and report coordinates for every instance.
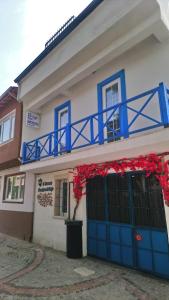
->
[22,82,169,164]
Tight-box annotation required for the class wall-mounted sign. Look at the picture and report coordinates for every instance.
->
[26,111,40,128]
[37,178,54,207]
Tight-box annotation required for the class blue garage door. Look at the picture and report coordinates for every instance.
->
[87,173,169,278]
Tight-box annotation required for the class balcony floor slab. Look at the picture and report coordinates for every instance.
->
[20,128,169,174]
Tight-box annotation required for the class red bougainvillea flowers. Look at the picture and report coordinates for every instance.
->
[73,152,169,206]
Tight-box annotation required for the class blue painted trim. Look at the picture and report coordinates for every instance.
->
[127,104,161,126]
[14,0,104,83]
[54,100,71,154]
[128,90,156,129]
[22,142,26,163]
[71,119,90,147]
[66,124,71,152]
[54,100,71,131]
[48,133,52,156]
[87,172,169,278]
[35,140,40,160]
[97,69,129,142]
[127,87,158,103]
[90,116,95,144]
[98,69,126,87]
[97,82,104,144]
[22,82,169,164]
[129,123,162,135]
[158,82,169,127]
[120,70,129,138]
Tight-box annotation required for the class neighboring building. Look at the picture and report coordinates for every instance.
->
[15,0,169,278]
[0,87,34,241]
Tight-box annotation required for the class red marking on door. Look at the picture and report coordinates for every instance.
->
[135,234,142,241]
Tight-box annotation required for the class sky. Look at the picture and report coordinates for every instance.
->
[0,0,92,95]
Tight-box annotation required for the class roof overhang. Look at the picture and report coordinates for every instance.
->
[16,0,169,110]
[14,0,104,84]
[0,86,18,109]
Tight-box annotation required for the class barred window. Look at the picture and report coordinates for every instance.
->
[3,174,25,203]
[54,179,68,217]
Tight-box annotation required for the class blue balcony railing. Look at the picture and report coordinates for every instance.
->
[22,82,169,164]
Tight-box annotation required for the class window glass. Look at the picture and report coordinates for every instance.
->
[0,112,15,144]
[106,83,119,109]
[105,82,120,142]
[11,115,15,139]
[60,109,68,128]
[59,109,68,153]
[2,118,11,142]
[4,174,25,203]
[20,176,25,199]
[54,179,68,217]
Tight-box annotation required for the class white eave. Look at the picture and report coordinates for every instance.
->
[18,0,169,110]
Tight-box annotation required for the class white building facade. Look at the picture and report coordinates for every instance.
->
[15,0,169,278]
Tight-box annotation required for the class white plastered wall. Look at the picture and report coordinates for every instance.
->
[33,169,87,255]
[21,37,169,147]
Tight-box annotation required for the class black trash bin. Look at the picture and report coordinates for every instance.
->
[65,220,83,258]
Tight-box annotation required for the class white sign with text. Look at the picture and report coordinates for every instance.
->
[26,111,40,128]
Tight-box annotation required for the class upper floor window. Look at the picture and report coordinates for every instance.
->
[0,111,15,144]
[103,80,121,142]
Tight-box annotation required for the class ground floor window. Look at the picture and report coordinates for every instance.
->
[54,179,68,217]
[3,174,25,203]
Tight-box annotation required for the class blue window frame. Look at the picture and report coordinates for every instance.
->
[54,100,71,154]
[97,69,128,144]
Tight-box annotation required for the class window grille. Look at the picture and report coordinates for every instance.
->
[54,179,68,217]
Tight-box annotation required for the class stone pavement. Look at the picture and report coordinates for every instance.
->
[0,234,169,299]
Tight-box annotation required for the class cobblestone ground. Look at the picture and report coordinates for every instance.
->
[0,234,169,299]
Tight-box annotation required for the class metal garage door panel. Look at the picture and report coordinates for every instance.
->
[109,224,134,266]
[122,246,134,267]
[121,226,133,246]
[88,238,97,256]
[109,225,120,243]
[154,252,169,276]
[97,240,107,259]
[97,223,107,240]
[152,230,169,253]
[137,249,153,271]
[110,244,121,263]
[88,221,96,238]
[87,173,169,278]
[135,229,151,250]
